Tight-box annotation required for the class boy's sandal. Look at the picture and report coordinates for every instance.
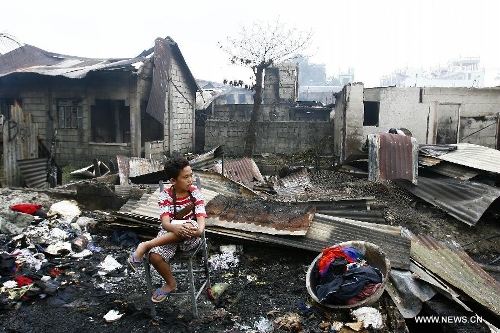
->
[151,288,172,303]
[127,253,142,272]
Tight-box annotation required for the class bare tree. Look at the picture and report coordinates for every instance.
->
[219,19,313,157]
[0,33,23,55]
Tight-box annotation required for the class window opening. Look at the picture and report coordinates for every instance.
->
[58,99,82,129]
[363,101,379,126]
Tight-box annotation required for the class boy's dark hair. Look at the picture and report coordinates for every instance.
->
[164,157,190,180]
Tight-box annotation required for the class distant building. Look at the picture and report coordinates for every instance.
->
[338,67,355,86]
[380,57,485,88]
[298,86,342,106]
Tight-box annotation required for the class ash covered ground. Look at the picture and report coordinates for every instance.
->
[0,169,499,332]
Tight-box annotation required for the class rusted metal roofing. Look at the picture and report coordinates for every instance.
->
[0,37,200,102]
[114,169,411,269]
[394,176,500,226]
[205,194,316,235]
[114,187,411,269]
[0,44,150,79]
[212,157,264,188]
[424,143,500,175]
[367,133,418,184]
[287,198,387,224]
[409,233,500,317]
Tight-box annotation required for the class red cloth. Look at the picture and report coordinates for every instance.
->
[13,276,34,287]
[10,203,42,215]
[318,246,355,276]
[346,283,382,305]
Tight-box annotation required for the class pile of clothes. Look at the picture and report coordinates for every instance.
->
[312,245,383,305]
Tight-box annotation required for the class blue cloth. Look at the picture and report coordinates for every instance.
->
[316,266,382,304]
[341,247,363,262]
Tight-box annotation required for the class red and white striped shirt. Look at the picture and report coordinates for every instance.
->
[158,185,207,221]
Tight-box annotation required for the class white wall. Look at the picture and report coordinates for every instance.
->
[335,83,500,163]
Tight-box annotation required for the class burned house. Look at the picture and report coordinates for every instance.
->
[0,37,199,172]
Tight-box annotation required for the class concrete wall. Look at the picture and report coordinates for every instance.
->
[165,55,196,156]
[333,83,366,163]
[205,120,333,156]
[263,63,298,105]
[334,83,500,163]
[363,86,430,143]
[136,58,154,157]
[212,103,292,122]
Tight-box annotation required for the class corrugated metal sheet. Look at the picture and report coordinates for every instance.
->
[117,155,164,185]
[385,268,438,318]
[189,146,224,170]
[114,178,411,270]
[205,195,316,235]
[409,234,500,317]
[288,198,387,224]
[368,133,418,184]
[17,158,48,188]
[127,157,163,177]
[193,171,258,198]
[394,176,500,226]
[116,171,259,222]
[213,158,264,188]
[431,143,500,175]
[127,170,164,185]
[269,168,311,198]
[208,213,411,270]
[419,144,458,157]
[0,44,150,79]
[423,161,481,180]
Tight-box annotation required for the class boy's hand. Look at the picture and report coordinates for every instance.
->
[176,223,197,238]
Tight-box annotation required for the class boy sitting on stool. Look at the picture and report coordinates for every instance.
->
[128,157,207,302]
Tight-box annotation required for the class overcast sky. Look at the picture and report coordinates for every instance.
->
[2,0,499,87]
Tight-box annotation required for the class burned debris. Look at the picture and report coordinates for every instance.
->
[0,144,499,332]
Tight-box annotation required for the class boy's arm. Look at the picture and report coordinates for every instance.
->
[192,216,205,237]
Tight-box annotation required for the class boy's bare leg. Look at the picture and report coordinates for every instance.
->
[149,253,177,298]
[131,233,182,261]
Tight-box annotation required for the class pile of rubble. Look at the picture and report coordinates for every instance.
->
[0,148,499,332]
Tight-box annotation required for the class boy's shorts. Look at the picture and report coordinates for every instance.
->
[149,220,200,262]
